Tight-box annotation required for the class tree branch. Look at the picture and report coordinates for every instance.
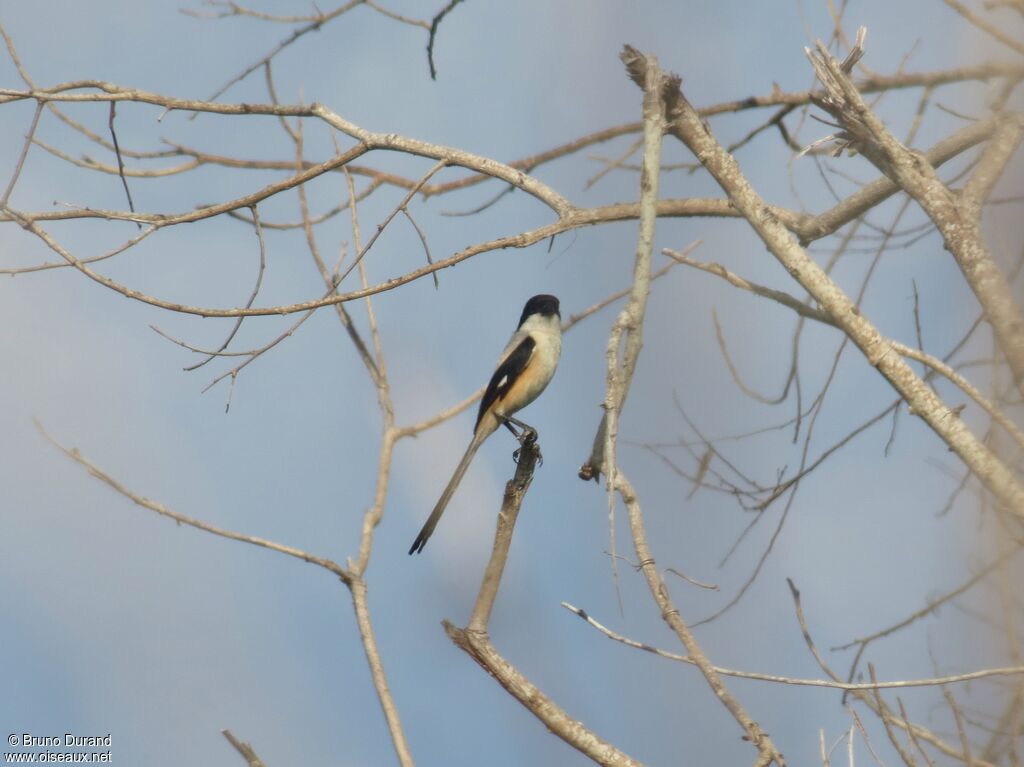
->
[656,43,1024,518]
[806,37,1024,395]
[445,439,644,766]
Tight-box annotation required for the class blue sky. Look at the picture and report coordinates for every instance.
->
[1,2,1019,765]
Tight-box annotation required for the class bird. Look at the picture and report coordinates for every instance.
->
[409,294,562,554]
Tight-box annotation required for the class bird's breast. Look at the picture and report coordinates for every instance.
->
[495,331,561,417]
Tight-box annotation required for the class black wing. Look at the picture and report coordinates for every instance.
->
[475,335,535,432]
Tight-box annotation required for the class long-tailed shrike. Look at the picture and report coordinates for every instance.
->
[409,294,562,554]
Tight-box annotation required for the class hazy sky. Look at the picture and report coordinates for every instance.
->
[0,2,1016,766]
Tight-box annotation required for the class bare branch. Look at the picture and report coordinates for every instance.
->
[36,419,353,584]
[941,0,1024,54]
[0,101,42,207]
[615,468,786,766]
[445,619,644,767]
[789,579,999,767]
[562,601,1024,690]
[806,37,1024,395]
[663,246,1024,453]
[659,46,1024,517]
[446,439,643,766]
[222,730,267,767]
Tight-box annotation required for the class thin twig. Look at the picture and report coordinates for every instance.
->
[36,419,352,584]
[561,601,1024,690]
[0,101,42,207]
[426,0,463,79]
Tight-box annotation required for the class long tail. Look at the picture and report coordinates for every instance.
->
[409,433,485,554]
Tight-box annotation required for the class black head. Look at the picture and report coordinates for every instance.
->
[518,294,560,327]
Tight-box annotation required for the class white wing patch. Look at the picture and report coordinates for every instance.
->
[496,374,508,390]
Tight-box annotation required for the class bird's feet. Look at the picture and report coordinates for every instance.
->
[512,427,541,465]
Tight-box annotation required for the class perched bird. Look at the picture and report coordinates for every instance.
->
[409,294,562,554]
